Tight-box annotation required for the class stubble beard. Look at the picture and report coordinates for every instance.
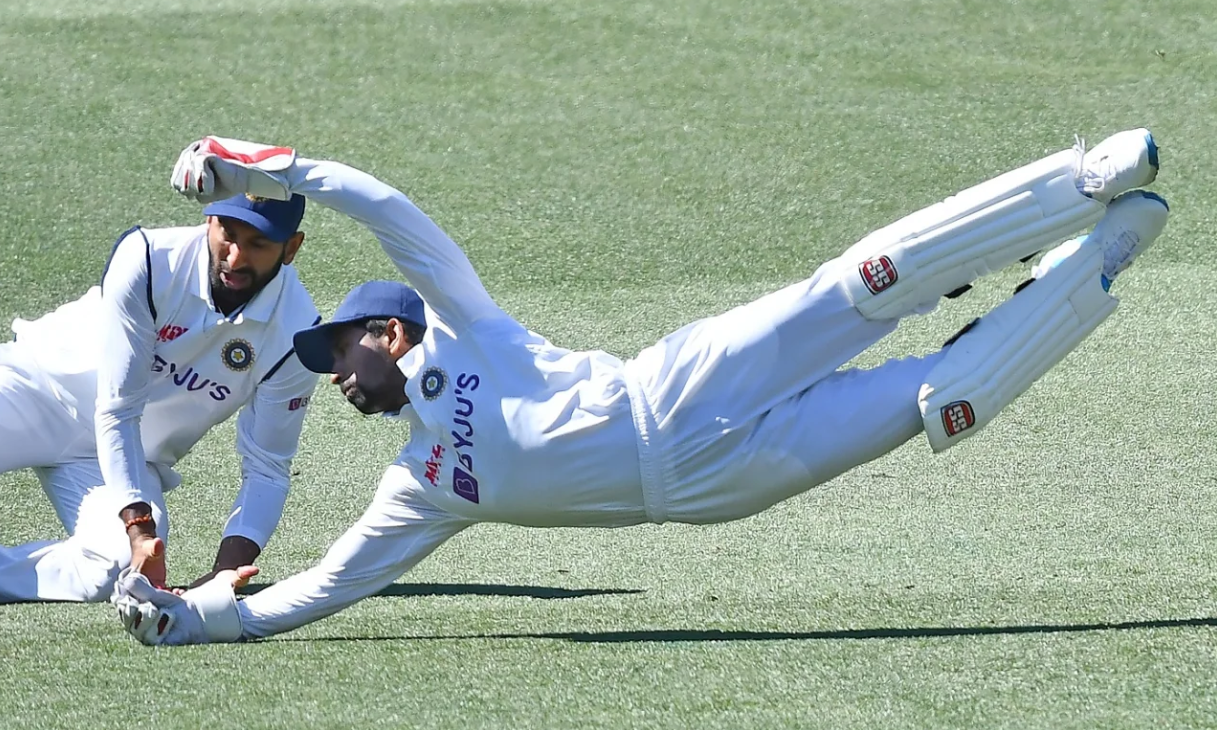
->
[209,253,285,313]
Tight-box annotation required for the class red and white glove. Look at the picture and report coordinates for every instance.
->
[171,136,297,204]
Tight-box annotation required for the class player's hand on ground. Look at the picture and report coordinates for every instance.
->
[111,566,255,646]
[129,534,167,590]
[187,569,219,589]
[171,136,296,204]
[222,565,259,589]
[187,564,259,590]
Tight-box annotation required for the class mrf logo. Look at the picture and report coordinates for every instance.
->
[859,256,898,294]
[424,444,445,486]
[157,324,188,343]
[449,372,481,503]
[941,400,976,437]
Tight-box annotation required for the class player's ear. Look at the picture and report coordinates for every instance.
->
[282,231,305,265]
[384,318,413,358]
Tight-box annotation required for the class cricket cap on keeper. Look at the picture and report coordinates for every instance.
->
[203,193,306,244]
[292,280,427,374]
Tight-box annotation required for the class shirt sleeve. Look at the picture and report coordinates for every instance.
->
[237,465,471,639]
[224,349,320,549]
[281,158,501,329]
[95,228,158,508]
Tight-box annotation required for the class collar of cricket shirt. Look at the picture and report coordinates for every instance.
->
[382,354,421,423]
[388,343,427,420]
[396,341,426,382]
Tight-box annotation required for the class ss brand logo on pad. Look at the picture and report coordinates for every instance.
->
[941,400,976,437]
[859,256,898,294]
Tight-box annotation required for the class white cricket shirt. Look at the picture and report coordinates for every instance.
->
[12,224,321,547]
[235,159,665,640]
[284,160,647,527]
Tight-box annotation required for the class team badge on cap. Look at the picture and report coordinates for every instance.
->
[420,366,447,401]
[221,339,256,372]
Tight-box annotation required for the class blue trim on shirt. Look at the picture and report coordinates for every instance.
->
[260,314,322,384]
[143,233,157,320]
[100,225,157,320]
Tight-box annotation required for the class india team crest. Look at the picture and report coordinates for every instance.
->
[420,366,447,401]
[221,338,255,372]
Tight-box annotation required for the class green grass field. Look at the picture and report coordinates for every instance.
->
[3,0,1217,727]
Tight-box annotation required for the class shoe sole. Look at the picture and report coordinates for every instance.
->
[1126,188,1168,211]
[1145,130,1160,172]
[1101,189,1169,284]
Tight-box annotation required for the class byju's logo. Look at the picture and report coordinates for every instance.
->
[152,355,231,402]
[452,466,479,504]
[449,372,481,503]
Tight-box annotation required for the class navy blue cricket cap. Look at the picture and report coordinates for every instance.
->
[203,193,306,244]
[293,280,427,374]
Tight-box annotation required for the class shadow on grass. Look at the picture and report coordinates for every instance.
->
[237,582,644,600]
[277,617,1217,643]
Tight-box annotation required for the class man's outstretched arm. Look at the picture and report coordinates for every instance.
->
[115,467,471,645]
[173,136,503,330]
[238,485,469,640]
[280,156,504,330]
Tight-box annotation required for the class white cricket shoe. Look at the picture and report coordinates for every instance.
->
[1075,128,1160,204]
[1034,190,1169,290]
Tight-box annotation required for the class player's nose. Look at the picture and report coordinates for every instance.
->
[226,241,249,268]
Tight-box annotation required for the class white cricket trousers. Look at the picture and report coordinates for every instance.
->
[0,343,168,603]
[624,254,943,525]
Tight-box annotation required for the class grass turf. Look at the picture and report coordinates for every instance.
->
[3,0,1217,727]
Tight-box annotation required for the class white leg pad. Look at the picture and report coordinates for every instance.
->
[842,149,1106,321]
[917,243,1117,453]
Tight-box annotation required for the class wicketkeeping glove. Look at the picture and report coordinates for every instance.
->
[111,567,244,646]
[171,136,297,204]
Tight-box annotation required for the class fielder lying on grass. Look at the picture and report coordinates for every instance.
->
[0,158,321,603]
[113,130,1167,644]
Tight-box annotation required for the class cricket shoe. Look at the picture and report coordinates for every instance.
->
[1075,128,1159,204]
[1032,190,1169,291]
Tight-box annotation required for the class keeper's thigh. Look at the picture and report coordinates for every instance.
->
[663,353,940,524]
[0,463,167,603]
[35,460,169,541]
[0,344,87,473]
[627,264,899,434]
